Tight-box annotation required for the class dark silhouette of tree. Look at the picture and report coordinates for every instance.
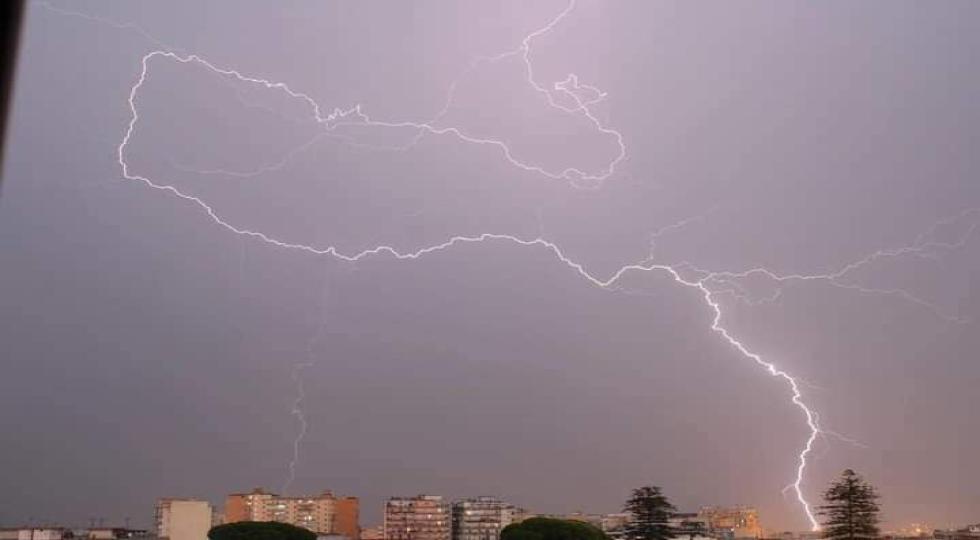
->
[818,469,881,540]
[208,521,317,540]
[623,486,677,540]
[501,518,608,540]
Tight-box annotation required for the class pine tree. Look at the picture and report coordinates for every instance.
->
[623,486,677,540]
[818,469,881,540]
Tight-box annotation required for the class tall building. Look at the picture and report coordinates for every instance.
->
[384,495,450,540]
[156,499,213,540]
[333,496,361,540]
[224,488,359,540]
[225,488,275,523]
[669,513,711,540]
[698,506,762,539]
[451,497,518,540]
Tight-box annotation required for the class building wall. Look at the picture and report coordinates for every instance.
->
[451,497,516,540]
[0,529,70,540]
[224,488,357,538]
[225,489,274,523]
[697,507,762,539]
[156,499,213,540]
[599,513,632,539]
[361,526,384,540]
[334,497,360,540]
[384,495,450,540]
[223,495,249,524]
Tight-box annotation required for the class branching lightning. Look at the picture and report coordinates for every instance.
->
[34,1,184,54]
[698,208,979,324]
[116,46,824,523]
[42,0,978,530]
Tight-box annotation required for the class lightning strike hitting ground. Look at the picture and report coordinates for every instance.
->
[44,0,975,531]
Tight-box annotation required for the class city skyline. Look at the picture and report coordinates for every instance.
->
[1,485,970,538]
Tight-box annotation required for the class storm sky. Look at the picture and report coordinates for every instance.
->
[2,0,979,533]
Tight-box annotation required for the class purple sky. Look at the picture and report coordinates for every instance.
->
[2,0,979,533]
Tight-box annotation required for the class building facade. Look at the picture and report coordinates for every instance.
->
[384,495,450,540]
[333,496,361,540]
[156,499,213,540]
[224,488,359,540]
[0,529,72,540]
[698,507,762,539]
[83,530,149,540]
[360,526,384,540]
[598,513,632,540]
[0,528,149,540]
[451,497,518,540]
[935,525,980,540]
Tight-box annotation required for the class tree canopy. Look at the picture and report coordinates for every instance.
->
[818,469,881,540]
[623,486,677,540]
[501,518,608,540]
[208,521,317,540]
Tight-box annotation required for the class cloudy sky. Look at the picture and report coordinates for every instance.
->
[2,0,979,533]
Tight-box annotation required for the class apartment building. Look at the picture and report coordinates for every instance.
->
[155,499,213,540]
[451,497,518,540]
[384,495,450,540]
[224,488,359,539]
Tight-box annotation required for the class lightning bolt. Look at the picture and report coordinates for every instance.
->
[283,358,312,495]
[43,0,976,531]
[699,208,978,324]
[643,206,722,262]
[283,272,334,495]
[113,0,623,187]
[33,1,184,54]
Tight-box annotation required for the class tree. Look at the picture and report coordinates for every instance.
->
[501,518,608,540]
[623,486,677,540]
[818,469,881,540]
[208,521,317,540]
